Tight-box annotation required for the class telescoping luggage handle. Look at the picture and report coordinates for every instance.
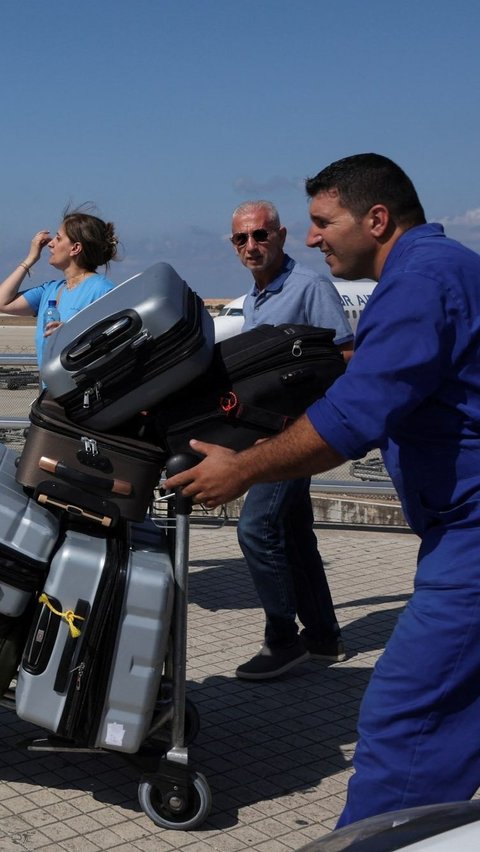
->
[61,311,149,368]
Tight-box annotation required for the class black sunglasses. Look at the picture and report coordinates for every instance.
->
[230,228,277,247]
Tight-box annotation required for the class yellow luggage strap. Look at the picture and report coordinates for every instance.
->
[38,593,85,638]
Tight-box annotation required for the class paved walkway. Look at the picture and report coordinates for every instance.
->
[0,521,419,851]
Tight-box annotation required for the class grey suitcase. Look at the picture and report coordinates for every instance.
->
[40,261,215,430]
[16,519,174,754]
[0,442,60,617]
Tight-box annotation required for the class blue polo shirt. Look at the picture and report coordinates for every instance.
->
[242,255,353,345]
[306,223,480,533]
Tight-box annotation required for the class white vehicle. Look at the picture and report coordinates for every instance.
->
[213,280,376,342]
[213,296,248,342]
[298,800,480,851]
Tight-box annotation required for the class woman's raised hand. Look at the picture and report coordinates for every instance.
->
[26,230,52,266]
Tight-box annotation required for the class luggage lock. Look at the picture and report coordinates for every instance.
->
[77,437,112,472]
[82,382,102,409]
[81,436,98,456]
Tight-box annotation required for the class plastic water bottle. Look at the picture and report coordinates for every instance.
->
[41,300,61,373]
[43,299,60,329]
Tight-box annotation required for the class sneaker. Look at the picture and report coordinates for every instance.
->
[235,641,310,680]
[300,632,347,662]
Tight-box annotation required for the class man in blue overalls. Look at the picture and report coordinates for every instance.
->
[165,153,480,826]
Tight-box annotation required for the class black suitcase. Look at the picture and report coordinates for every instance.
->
[15,393,166,525]
[41,261,215,430]
[150,323,346,453]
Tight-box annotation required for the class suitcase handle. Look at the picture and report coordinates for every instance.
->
[34,480,119,527]
[231,402,293,433]
[61,310,145,370]
[38,456,132,496]
[36,494,113,527]
[66,317,132,362]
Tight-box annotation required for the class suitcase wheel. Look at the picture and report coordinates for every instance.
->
[138,766,211,830]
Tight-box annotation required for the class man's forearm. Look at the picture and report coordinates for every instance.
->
[231,414,345,484]
[164,413,346,507]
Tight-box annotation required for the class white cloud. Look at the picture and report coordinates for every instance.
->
[440,208,480,229]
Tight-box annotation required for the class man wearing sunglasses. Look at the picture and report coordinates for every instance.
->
[229,200,354,680]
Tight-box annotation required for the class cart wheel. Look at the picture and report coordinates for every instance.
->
[138,769,212,830]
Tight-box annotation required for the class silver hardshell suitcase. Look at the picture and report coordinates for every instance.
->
[16,520,174,753]
[95,520,175,752]
[40,261,215,430]
[0,443,60,617]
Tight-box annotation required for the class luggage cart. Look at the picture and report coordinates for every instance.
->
[0,453,212,831]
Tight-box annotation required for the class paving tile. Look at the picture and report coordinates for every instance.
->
[0,524,420,850]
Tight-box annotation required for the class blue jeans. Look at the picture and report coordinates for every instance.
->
[237,479,341,648]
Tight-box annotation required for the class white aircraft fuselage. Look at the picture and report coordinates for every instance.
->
[331,279,376,334]
[213,279,376,341]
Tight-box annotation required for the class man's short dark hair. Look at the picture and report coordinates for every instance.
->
[305,153,426,228]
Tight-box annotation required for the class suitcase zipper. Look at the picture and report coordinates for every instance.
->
[77,327,207,414]
[221,326,341,381]
[57,529,129,741]
[226,345,343,384]
[83,383,102,410]
[28,400,165,466]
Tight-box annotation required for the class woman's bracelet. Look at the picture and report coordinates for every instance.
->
[19,262,31,277]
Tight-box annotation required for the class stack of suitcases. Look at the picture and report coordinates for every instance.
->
[0,259,347,831]
[2,262,216,830]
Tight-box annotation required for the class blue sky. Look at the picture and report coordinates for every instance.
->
[1,0,479,298]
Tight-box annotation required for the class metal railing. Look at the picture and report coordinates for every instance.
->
[0,354,38,431]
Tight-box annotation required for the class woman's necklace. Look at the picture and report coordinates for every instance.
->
[65,271,90,290]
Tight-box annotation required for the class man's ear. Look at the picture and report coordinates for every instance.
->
[368,205,390,238]
[278,225,287,247]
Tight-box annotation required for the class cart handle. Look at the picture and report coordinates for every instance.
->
[165,453,201,516]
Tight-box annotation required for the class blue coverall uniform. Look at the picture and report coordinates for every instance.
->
[307,223,480,825]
